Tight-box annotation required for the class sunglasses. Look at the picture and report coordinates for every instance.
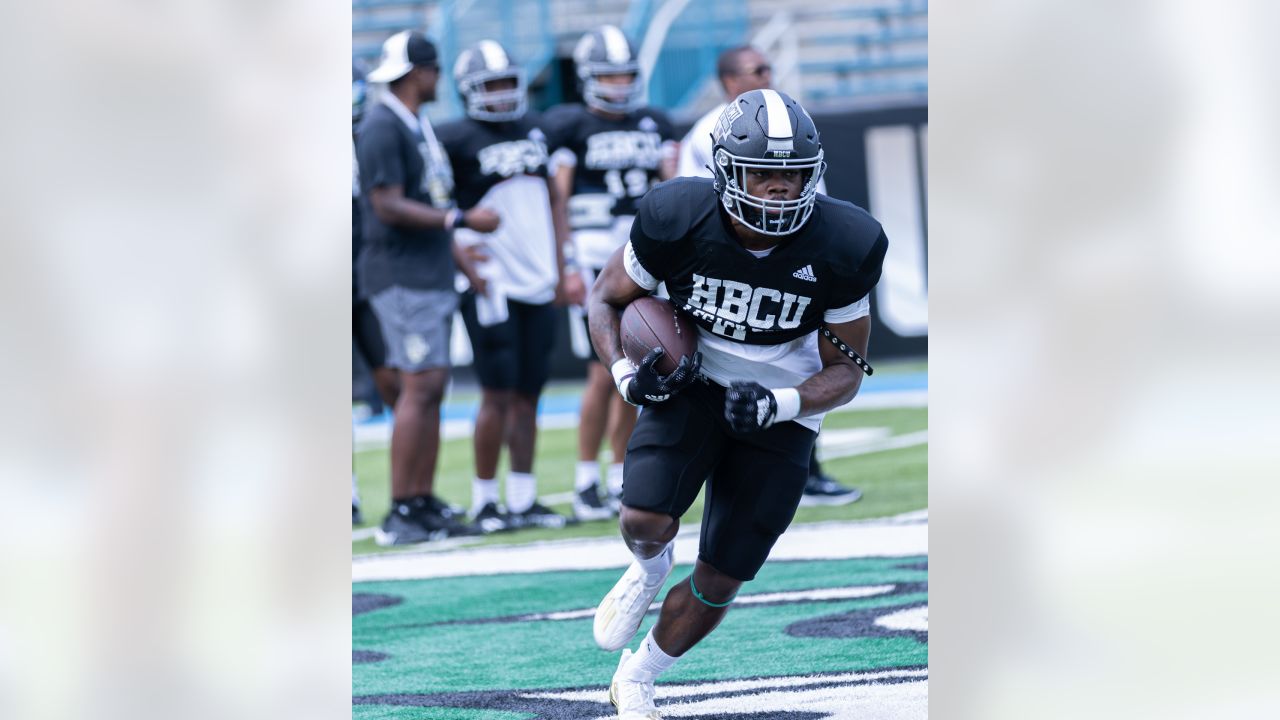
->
[737,65,772,78]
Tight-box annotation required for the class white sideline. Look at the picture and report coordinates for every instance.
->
[351,512,927,582]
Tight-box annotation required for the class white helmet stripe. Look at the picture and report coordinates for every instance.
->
[477,39,508,70]
[760,89,792,139]
[600,25,631,63]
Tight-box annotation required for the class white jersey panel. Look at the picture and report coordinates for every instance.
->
[454,175,558,304]
[677,105,723,178]
[573,215,634,270]
[696,328,825,433]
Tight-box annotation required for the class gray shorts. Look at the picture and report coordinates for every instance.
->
[368,286,458,373]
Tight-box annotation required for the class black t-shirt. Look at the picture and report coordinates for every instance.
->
[353,195,363,301]
[541,103,675,229]
[354,102,456,294]
[434,114,550,210]
[629,177,888,345]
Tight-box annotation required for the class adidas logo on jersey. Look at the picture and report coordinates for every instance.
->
[792,265,817,282]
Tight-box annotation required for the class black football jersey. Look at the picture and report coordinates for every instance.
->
[629,177,888,346]
[435,114,551,210]
[541,103,675,229]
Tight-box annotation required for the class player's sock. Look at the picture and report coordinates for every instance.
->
[575,461,600,492]
[506,472,536,514]
[606,463,625,498]
[634,541,673,584]
[472,478,499,511]
[622,627,680,682]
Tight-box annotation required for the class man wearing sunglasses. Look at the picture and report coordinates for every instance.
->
[677,47,820,198]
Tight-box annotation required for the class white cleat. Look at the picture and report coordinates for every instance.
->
[593,544,673,651]
[608,649,661,719]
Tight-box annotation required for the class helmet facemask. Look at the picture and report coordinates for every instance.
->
[578,61,644,114]
[459,67,527,122]
[713,147,827,236]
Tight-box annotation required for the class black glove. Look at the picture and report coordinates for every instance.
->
[620,348,702,406]
[725,381,779,433]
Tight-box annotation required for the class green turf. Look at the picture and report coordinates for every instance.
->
[353,556,927,705]
[354,362,927,556]
[353,404,925,555]
[353,707,533,720]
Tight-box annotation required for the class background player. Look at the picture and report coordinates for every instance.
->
[351,59,402,525]
[357,31,498,544]
[437,41,585,532]
[541,25,678,523]
[587,90,887,718]
[677,45,859,507]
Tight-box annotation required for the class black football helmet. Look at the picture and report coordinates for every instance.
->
[453,40,527,121]
[710,89,827,236]
[352,60,367,127]
[573,25,644,114]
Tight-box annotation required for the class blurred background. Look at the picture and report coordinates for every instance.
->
[351,0,929,403]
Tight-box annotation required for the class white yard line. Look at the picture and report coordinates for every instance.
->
[352,512,927,582]
[513,584,898,623]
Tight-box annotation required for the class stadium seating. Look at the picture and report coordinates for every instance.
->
[351,0,927,120]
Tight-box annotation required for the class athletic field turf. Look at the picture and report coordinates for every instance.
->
[353,365,927,718]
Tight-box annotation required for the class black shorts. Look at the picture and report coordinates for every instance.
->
[353,298,387,370]
[460,294,557,396]
[622,381,817,581]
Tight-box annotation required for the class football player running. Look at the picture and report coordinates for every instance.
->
[541,26,678,523]
[436,41,584,532]
[587,90,888,719]
[677,45,861,507]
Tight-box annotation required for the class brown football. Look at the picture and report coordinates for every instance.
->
[619,296,698,375]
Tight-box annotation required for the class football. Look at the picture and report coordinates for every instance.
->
[620,296,698,375]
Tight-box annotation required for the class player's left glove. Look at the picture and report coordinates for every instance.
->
[725,381,780,433]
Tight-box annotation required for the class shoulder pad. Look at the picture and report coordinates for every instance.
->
[635,176,715,243]
[814,195,887,275]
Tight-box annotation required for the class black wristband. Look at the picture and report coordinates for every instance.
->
[450,209,467,230]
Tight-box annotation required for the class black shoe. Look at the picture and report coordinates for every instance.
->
[800,474,863,506]
[417,495,481,537]
[572,483,613,522]
[470,501,512,534]
[512,501,571,529]
[375,504,448,546]
[353,503,363,526]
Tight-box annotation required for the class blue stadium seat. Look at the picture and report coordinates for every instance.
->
[800,56,928,76]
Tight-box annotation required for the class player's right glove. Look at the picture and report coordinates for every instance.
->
[612,348,702,406]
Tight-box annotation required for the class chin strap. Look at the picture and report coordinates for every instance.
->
[820,325,873,376]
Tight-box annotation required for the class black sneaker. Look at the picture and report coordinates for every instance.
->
[572,483,613,522]
[470,502,512,534]
[417,495,481,537]
[800,474,863,506]
[375,504,448,546]
[512,501,571,529]
[352,503,363,526]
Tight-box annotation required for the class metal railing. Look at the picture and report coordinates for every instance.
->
[629,0,748,115]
